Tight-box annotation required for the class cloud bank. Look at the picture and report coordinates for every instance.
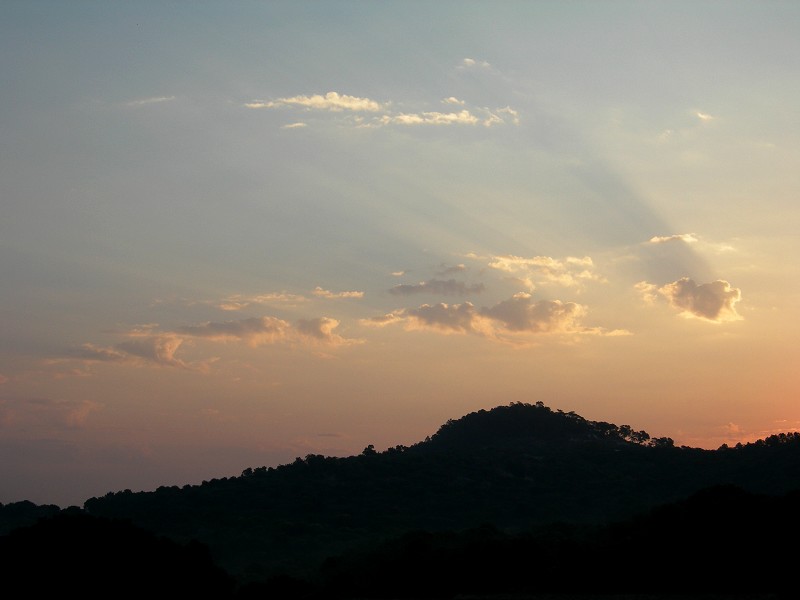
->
[365,293,624,343]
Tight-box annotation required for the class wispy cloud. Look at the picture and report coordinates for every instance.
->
[59,337,197,371]
[124,96,176,107]
[696,111,715,121]
[459,57,491,69]
[246,88,518,129]
[312,286,364,299]
[178,315,358,348]
[378,110,480,126]
[649,233,698,244]
[637,277,742,322]
[0,396,102,430]
[388,278,484,296]
[215,292,307,311]
[246,91,386,112]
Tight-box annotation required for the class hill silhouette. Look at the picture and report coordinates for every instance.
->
[68,402,800,582]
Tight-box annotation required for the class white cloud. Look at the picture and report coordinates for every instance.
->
[649,233,698,244]
[312,286,364,299]
[247,91,386,112]
[381,109,480,126]
[696,111,715,121]
[248,86,518,130]
[638,277,743,322]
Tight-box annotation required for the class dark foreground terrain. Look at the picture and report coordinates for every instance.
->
[2,403,799,598]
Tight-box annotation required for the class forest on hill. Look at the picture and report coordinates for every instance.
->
[2,402,800,598]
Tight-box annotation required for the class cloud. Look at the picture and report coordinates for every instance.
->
[177,317,291,346]
[486,255,603,290]
[312,286,364,299]
[696,111,714,121]
[68,343,128,363]
[459,57,491,69]
[60,336,198,370]
[481,293,587,333]
[360,313,405,327]
[125,96,175,107]
[391,270,407,277]
[114,334,193,368]
[379,109,480,126]
[389,278,485,296]
[649,233,698,244]
[246,91,386,112]
[295,317,357,346]
[496,106,520,125]
[369,294,622,342]
[638,277,742,322]
[248,85,518,129]
[215,292,307,311]
[404,302,481,334]
[436,263,467,276]
[0,374,7,384]
[0,396,102,430]
[178,315,358,348]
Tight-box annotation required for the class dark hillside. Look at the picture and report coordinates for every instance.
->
[80,402,800,582]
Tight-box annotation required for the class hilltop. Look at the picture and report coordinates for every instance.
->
[67,402,800,581]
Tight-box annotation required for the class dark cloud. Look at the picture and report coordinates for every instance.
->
[176,317,290,346]
[389,278,485,296]
[657,277,742,322]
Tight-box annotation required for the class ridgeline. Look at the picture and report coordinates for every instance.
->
[3,402,800,597]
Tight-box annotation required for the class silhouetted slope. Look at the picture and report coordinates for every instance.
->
[79,402,800,582]
[0,512,235,598]
[315,485,800,598]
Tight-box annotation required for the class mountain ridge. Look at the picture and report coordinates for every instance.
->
[4,401,800,584]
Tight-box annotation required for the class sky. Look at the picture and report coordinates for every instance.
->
[2,1,799,507]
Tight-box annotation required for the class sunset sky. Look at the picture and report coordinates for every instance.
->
[2,1,799,507]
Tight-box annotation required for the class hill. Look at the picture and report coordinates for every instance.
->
[75,402,800,582]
